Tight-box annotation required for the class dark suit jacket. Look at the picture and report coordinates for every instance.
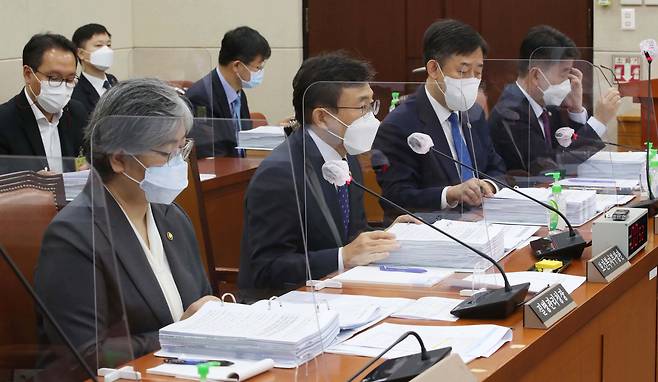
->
[489,83,605,175]
[238,128,368,291]
[185,70,251,158]
[373,85,505,217]
[71,73,118,117]
[34,179,211,366]
[0,90,86,174]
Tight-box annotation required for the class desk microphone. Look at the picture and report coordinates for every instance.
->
[0,245,98,381]
[346,331,451,382]
[321,161,530,319]
[407,133,587,260]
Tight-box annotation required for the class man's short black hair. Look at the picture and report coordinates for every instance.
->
[72,23,112,49]
[292,51,375,124]
[22,33,78,71]
[518,25,579,75]
[423,19,488,65]
[218,26,271,66]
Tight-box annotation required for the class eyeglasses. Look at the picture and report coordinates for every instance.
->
[151,138,194,163]
[35,70,78,88]
[336,99,380,116]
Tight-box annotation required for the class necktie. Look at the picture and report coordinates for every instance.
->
[447,113,474,181]
[231,96,244,157]
[337,183,350,240]
[102,80,111,90]
[540,109,552,148]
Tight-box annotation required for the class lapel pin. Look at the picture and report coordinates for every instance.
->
[166,232,174,241]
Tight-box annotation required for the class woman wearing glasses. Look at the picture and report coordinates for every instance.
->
[35,78,216,370]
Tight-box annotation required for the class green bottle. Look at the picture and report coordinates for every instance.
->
[389,91,400,112]
[545,172,566,233]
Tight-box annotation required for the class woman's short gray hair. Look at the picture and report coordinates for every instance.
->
[84,78,193,180]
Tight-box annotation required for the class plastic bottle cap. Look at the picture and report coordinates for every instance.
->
[545,172,562,193]
[197,363,210,381]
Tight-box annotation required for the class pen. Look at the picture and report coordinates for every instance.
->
[379,265,427,273]
[164,358,234,366]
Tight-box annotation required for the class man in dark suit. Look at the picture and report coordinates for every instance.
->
[374,19,505,219]
[72,23,119,118]
[0,33,86,174]
[489,25,621,175]
[186,26,271,157]
[239,52,414,292]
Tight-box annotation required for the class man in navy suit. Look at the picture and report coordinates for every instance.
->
[374,19,505,219]
[489,25,621,175]
[239,52,416,291]
[186,26,270,157]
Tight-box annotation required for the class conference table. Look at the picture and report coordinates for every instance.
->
[120,207,658,381]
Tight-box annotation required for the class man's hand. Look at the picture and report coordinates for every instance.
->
[593,87,622,125]
[342,231,399,267]
[564,67,584,113]
[446,178,494,207]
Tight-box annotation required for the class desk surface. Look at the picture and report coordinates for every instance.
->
[125,214,658,381]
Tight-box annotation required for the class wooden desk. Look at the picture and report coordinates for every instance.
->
[124,215,658,381]
[197,157,264,291]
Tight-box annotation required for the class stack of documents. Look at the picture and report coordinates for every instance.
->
[577,151,646,180]
[380,220,505,269]
[62,170,89,201]
[237,125,286,150]
[483,188,597,226]
[331,266,454,287]
[147,358,274,381]
[391,297,463,322]
[158,301,340,368]
[256,291,413,343]
[328,323,512,364]
[559,177,639,194]
[463,271,586,294]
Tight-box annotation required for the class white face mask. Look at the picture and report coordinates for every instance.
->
[323,110,381,155]
[28,70,73,114]
[89,45,114,71]
[124,154,189,205]
[435,64,481,112]
[538,69,571,106]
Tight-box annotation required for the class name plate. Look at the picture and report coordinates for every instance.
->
[524,283,576,329]
[587,245,630,283]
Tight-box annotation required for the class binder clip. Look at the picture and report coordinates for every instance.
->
[98,366,141,382]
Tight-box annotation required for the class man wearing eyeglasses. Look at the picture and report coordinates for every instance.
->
[0,33,86,174]
[186,26,271,158]
[373,19,505,221]
[489,25,621,175]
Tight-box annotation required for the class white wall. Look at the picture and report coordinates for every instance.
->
[593,1,658,141]
[0,0,302,122]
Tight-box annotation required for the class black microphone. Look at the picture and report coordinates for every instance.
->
[346,331,451,382]
[321,161,530,319]
[493,104,528,171]
[0,245,98,381]
[407,133,588,260]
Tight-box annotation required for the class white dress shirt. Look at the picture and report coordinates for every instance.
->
[424,86,498,209]
[111,195,185,322]
[82,71,109,97]
[308,129,347,272]
[515,82,607,139]
[25,88,63,173]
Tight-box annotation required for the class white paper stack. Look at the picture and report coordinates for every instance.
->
[379,220,505,269]
[158,301,340,368]
[577,151,646,180]
[62,170,89,201]
[482,188,597,226]
[237,125,286,150]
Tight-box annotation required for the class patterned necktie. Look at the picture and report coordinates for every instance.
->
[231,96,244,157]
[447,113,474,181]
[102,80,111,90]
[540,109,552,148]
[337,160,350,240]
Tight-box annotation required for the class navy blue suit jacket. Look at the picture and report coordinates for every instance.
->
[489,83,605,175]
[373,85,505,216]
[239,128,368,291]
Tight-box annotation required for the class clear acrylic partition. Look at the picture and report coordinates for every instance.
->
[0,154,105,381]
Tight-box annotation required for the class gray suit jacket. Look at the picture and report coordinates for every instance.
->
[34,178,211,367]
